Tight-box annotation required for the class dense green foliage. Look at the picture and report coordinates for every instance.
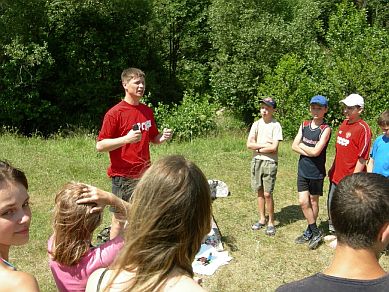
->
[0,0,388,138]
[257,1,389,137]
[149,92,219,141]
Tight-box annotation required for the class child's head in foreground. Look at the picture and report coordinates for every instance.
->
[331,172,389,251]
[51,182,103,265]
[0,160,30,248]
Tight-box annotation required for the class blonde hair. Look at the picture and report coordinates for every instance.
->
[121,68,145,83]
[50,182,102,266]
[377,109,389,127]
[108,155,212,292]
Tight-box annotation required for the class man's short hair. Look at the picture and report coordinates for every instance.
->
[121,68,145,82]
[331,173,389,249]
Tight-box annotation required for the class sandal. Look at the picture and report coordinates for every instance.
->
[265,225,276,236]
[251,222,266,230]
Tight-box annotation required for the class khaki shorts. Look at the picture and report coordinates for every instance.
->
[251,158,278,193]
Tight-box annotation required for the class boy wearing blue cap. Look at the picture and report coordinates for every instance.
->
[292,95,331,249]
[247,97,283,236]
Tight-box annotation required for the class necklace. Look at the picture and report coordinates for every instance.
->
[0,257,16,270]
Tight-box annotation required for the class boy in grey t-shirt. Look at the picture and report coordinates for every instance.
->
[247,97,283,236]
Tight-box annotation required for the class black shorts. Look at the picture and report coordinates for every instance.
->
[297,175,324,196]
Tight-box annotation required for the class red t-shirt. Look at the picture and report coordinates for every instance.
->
[98,100,159,178]
[329,118,371,184]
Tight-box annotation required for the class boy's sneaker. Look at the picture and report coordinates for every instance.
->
[295,231,312,244]
[308,230,323,250]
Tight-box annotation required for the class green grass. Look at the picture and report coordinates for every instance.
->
[1,131,388,292]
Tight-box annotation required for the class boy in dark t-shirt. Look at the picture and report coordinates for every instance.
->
[292,95,331,249]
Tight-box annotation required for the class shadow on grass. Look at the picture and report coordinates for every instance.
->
[221,235,239,252]
[275,204,304,228]
[318,219,331,235]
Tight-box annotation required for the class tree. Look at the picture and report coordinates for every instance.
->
[208,0,322,121]
[148,0,212,103]
[0,0,55,133]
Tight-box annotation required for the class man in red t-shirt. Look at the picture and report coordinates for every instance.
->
[327,94,372,233]
[97,68,173,239]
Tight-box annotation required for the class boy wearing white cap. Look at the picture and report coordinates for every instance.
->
[327,94,372,233]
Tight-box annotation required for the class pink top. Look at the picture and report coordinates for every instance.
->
[48,235,124,292]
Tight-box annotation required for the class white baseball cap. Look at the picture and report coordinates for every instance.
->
[340,94,364,108]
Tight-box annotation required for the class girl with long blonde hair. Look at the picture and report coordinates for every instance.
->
[86,155,212,292]
[48,182,128,292]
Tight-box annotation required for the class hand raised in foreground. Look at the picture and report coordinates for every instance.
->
[76,185,127,214]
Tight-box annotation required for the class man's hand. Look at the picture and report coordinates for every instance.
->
[161,128,173,142]
[124,128,142,144]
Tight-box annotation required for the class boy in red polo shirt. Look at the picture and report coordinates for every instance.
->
[327,94,372,233]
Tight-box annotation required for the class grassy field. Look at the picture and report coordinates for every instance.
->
[1,130,388,292]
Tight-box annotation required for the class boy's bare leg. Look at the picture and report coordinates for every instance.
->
[310,195,319,222]
[298,191,315,225]
[257,189,266,224]
[264,191,274,225]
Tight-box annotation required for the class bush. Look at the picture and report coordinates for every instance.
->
[253,2,389,139]
[0,39,57,134]
[324,1,389,122]
[255,54,319,139]
[151,91,219,141]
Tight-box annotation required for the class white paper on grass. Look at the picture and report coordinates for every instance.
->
[192,244,232,276]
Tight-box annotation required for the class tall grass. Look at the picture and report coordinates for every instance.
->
[1,130,387,292]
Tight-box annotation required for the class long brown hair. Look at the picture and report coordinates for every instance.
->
[50,182,102,265]
[108,155,212,291]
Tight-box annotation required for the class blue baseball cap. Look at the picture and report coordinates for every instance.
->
[310,95,328,107]
[260,97,277,109]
